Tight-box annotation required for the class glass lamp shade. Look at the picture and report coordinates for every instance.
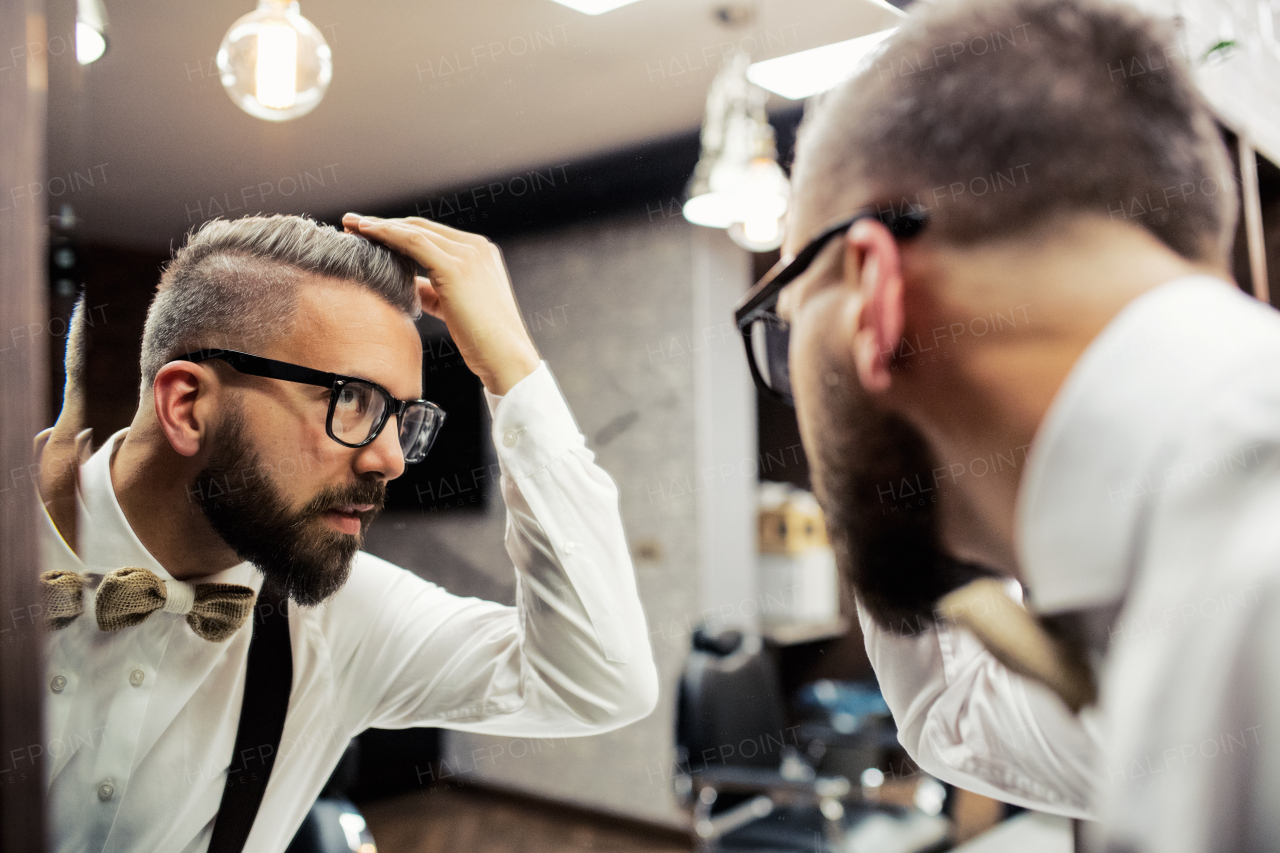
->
[682,51,790,251]
[682,191,737,229]
[217,0,332,122]
[684,156,789,250]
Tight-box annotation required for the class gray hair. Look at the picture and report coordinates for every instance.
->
[792,0,1237,264]
[140,215,419,389]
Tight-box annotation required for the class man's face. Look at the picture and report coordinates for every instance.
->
[192,278,423,606]
[779,196,982,631]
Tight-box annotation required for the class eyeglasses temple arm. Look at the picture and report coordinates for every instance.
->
[179,349,336,389]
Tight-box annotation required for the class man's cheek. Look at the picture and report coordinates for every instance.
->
[787,348,838,491]
[790,302,847,406]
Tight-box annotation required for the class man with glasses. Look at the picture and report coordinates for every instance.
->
[737,0,1280,849]
[34,213,657,852]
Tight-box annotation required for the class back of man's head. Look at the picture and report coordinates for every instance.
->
[139,214,419,391]
[792,0,1236,265]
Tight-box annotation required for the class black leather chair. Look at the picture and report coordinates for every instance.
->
[675,626,950,853]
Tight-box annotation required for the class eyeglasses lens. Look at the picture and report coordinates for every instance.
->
[750,315,792,402]
[331,381,386,445]
[399,403,443,463]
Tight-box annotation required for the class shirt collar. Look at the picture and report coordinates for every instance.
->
[77,428,258,589]
[1015,275,1250,614]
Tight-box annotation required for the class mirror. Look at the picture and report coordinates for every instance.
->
[26,1,1012,851]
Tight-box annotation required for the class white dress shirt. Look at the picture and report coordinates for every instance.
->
[35,361,659,853]
[860,276,1280,851]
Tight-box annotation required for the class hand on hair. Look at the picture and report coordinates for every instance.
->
[341,213,541,395]
[39,295,92,553]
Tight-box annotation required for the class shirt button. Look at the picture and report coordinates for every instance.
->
[564,541,577,555]
[502,428,520,447]
[129,669,145,687]
[50,675,67,693]
[97,780,115,801]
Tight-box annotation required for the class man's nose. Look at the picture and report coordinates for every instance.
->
[354,419,406,482]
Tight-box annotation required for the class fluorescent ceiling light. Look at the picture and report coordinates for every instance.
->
[547,0,644,14]
[747,28,898,100]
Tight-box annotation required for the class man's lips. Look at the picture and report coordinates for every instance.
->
[322,504,376,535]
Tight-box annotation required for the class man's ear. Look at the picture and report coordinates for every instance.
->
[152,362,213,458]
[842,219,906,394]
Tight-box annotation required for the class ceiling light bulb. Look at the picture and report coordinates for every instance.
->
[76,22,106,65]
[75,0,108,65]
[725,157,789,251]
[217,0,332,122]
[255,22,298,109]
[738,215,780,248]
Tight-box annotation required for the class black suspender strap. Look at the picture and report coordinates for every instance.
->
[208,586,294,853]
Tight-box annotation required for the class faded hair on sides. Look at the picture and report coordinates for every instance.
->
[139,214,419,390]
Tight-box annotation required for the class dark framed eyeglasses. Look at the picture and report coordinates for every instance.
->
[733,204,929,407]
[180,348,446,464]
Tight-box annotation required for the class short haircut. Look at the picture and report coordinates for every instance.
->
[140,215,419,389]
[792,0,1237,263]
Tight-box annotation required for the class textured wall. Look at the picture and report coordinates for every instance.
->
[363,210,755,828]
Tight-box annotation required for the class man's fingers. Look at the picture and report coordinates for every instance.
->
[345,213,486,259]
[352,220,460,275]
[401,215,492,246]
[349,217,474,272]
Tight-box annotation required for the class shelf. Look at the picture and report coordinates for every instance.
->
[761,616,851,646]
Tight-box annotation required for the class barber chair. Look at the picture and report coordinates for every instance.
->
[675,627,950,853]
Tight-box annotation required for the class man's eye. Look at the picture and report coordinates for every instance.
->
[337,387,362,410]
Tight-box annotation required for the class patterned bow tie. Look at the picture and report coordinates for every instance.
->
[41,567,257,643]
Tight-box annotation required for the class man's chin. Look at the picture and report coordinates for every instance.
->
[260,554,355,608]
[243,519,359,607]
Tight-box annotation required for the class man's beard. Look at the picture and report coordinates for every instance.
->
[807,368,993,635]
[193,409,386,607]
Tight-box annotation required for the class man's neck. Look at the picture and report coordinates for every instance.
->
[898,217,1225,576]
[110,421,243,581]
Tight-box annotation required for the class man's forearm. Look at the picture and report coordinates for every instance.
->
[487,362,658,728]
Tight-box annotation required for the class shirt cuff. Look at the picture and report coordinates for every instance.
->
[484,361,586,481]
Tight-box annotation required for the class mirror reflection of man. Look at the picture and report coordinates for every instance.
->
[738,0,1280,849]
[35,213,658,852]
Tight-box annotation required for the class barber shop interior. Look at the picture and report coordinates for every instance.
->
[3,0,1280,851]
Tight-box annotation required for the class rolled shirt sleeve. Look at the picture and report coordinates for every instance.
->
[329,362,659,737]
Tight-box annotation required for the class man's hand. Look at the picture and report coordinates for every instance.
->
[341,213,541,395]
